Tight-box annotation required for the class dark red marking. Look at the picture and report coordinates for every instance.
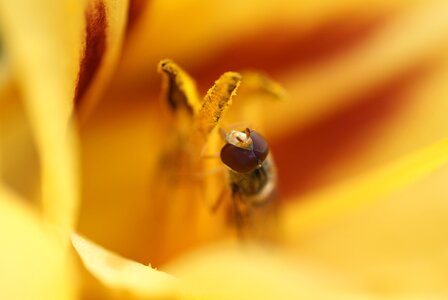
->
[126,0,149,33]
[192,14,389,89]
[129,14,390,105]
[74,1,107,106]
[270,65,431,200]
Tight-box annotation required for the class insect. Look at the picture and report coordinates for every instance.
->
[220,128,278,238]
[155,59,281,242]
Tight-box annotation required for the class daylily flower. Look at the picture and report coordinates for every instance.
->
[1,0,448,299]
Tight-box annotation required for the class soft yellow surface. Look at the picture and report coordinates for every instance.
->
[0,0,83,236]
[72,234,179,298]
[283,137,448,238]
[0,185,75,300]
[164,241,376,300]
[294,164,448,297]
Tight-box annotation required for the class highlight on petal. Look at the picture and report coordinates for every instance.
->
[0,184,75,300]
[282,137,448,240]
[0,0,130,235]
[163,236,446,300]
[295,165,448,296]
[72,233,180,298]
[0,0,83,236]
[163,241,374,300]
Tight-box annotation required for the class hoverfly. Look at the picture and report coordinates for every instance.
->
[155,60,281,242]
[219,127,277,238]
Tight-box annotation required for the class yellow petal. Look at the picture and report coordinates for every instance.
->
[117,0,418,87]
[0,0,83,235]
[1,0,131,233]
[0,68,40,199]
[282,137,448,239]
[164,241,375,300]
[268,51,448,203]
[264,0,448,135]
[0,85,40,201]
[77,101,171,264]
[294,163,448,296]
[72,233,180,299]
[166,236,448,299]
[0,184,75,300]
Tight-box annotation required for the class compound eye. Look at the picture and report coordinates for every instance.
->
[220,143,259,173]
[250,130,269,162]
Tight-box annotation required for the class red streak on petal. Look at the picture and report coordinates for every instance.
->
[126,0,149,33]
[129,14,389,106]
[192,14,389,88]
[270,65,430,200]
[74,1,107,106]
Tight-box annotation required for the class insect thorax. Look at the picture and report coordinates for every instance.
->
[227,156,276,206]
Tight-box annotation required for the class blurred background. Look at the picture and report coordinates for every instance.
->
[1,0,448,298]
